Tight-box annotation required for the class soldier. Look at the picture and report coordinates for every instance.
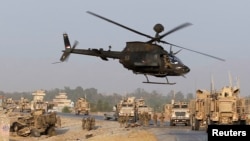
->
[159,112,165,127]
[56,115,61,128]
[153,112,158,126]
[90,117,95,130]
[118,117,122,127]
[82,117,86,130]
[138,112,143,125]
[124,114,129,127]
[142,111,149,127]
[85,117,91,131]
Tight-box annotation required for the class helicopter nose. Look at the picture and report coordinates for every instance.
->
[183,66,190,73]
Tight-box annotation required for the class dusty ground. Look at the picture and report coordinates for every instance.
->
[9,116,157,141]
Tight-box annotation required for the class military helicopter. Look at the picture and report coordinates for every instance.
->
[58,11,225,85]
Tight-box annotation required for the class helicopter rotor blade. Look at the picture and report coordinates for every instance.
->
[162,40,225,61]
[148,22,192,43]
[87,11,154,39]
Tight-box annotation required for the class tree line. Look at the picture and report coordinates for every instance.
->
[0,86,194,112]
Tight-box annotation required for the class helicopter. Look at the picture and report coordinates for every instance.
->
[58,11,225,85]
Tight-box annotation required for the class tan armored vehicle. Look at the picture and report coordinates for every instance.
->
[190,89,210,130]
[30,100,48,112]
[74,97,90,115]
[9,109,57,137]
[167,101,190,126]
[118,97,136,122]
[208,86,246,125]
[4,98,17,110]
[135,98,153,120]
[19,97,31,112]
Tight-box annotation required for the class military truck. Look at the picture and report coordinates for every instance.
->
[30,100,48,112]
[74,98,90,115]
[168,101,191,126]
[244,98,250,125]
[190,89,210,130]
[4,98,17,110]
[118,97,137,122]
[19,97,31,112]
[135,98,153,120]
[9,109,57,137]
[208,86,246,125]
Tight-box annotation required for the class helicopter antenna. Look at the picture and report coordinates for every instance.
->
[236,76,240,89]
[210,73,215,94]
[228,71,232,87]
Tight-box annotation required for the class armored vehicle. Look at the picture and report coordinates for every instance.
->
[190,89,210,130]
[135,98,153,120]
[74,98,90,115]
[208,86,246,125]
[118,97,136,122]
[9,109,57,137]
[168,101,190,126]
[30,100,48,112]
[19,97,31,112]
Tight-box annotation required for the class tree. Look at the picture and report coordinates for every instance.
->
[62,106,71,113]
[186,93,194,101]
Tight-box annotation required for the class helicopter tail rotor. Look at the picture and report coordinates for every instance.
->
[60,33,78,62]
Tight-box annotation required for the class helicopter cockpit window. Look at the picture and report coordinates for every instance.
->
[170,55,183,64]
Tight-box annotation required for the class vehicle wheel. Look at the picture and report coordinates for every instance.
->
[12,123,19,132]
[31,129,41,137]
[47,126,56,137]
[85,111,89,115]
[170,120,174,126]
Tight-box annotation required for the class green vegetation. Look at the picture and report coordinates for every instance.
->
[62,106,71,113]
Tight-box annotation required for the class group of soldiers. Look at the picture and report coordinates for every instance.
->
[117,111,166,128]
[118,114,130,127]
[138,111,151,126]
[153,112,165,126]
[82,116,95,131]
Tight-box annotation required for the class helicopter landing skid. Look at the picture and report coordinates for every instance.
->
[143,75,176,85]
[143,81,176,85]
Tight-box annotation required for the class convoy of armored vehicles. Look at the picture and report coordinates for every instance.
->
[1,79,250,140]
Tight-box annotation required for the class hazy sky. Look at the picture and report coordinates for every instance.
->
[0,0,249,96]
